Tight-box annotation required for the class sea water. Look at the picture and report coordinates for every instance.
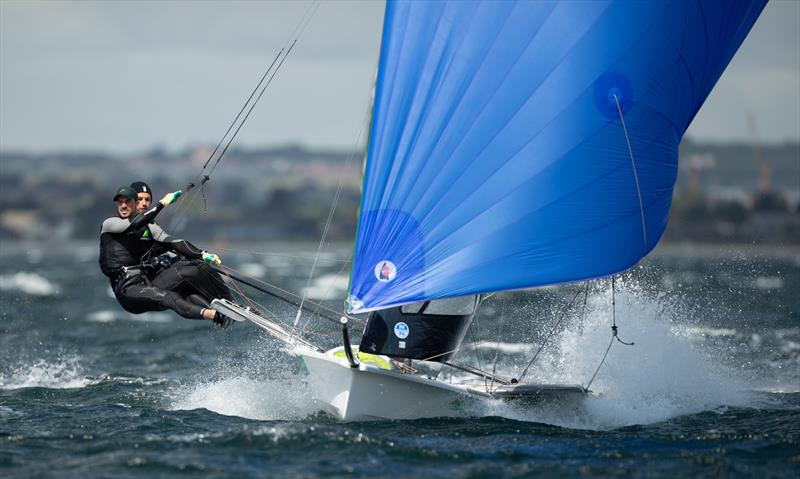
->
[0,242,798,477]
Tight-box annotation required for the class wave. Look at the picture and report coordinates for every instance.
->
[0,356,97,390]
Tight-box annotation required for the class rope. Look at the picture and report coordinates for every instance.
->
[613,93,648,252]
[584,275,634,391]
[421,348,460,363]
[584,333,614,391]
[610,276,634,347]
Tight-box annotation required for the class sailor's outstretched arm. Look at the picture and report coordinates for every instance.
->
[150,224,209,261]
[127,202,165,231]
[102,189,183,234]
[126,190,182,230]
[164,238,206,260]
[100,188,183,236]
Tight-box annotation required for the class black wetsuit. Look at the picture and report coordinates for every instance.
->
[99,203,231,319]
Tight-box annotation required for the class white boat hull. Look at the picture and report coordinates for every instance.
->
[298,348,485,421]
[297,347,587,421]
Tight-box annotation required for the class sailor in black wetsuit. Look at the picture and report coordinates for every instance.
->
[99,185,233,326]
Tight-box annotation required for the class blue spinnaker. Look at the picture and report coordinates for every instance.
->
[348,0,766,313]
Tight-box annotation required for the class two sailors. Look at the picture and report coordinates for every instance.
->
[98,182,233,327]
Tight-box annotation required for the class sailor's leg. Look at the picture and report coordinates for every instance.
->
[148,262,196,292]
[150,261,232,302]
[187,293,211,309]
[115,283,167,314]
[195,262,234,301]
[156,288,206,320]
[117,283,205,320]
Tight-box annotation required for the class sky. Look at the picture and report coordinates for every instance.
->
[0,0,798,154]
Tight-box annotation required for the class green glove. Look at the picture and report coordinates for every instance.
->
[159,190,182,206]
[202,251,221,266]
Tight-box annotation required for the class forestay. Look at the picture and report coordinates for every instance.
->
[348,0,766,313]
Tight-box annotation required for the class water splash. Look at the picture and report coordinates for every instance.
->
[475,280,755,429]
[171,376,319,420]
[168,336,321,420]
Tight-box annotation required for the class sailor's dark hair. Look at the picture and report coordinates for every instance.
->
[130,181,153,196]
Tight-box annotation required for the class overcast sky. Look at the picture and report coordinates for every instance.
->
[1,0,798,154]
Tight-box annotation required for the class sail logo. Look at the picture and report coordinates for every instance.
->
[394,322,409,339]
[374,260,397,282]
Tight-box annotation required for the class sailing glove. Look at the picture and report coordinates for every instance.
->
[159,190,182,206]
[202,251,221,266]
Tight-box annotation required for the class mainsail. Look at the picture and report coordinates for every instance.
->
[348,0,766,314]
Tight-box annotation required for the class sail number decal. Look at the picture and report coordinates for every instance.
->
[374,260,397,282]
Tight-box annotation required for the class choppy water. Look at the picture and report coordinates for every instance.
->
[1,242,798,477]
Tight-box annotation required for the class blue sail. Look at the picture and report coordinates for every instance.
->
[348,0,766,313]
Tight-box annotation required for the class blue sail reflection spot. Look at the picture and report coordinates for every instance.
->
[594,72,634,119]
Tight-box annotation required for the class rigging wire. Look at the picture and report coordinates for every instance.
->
[205,37,298,179]
[294,90,372,329]
[206,1,317,173]
[489,295,508,390]
[578,281,590,335]
[214,266,342,342]
[167,0,321,232]
[218,263,362,325]
[302,251,355,331]
[516,287,584,383]
[467,314,489,391]
[208,246,351,264]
